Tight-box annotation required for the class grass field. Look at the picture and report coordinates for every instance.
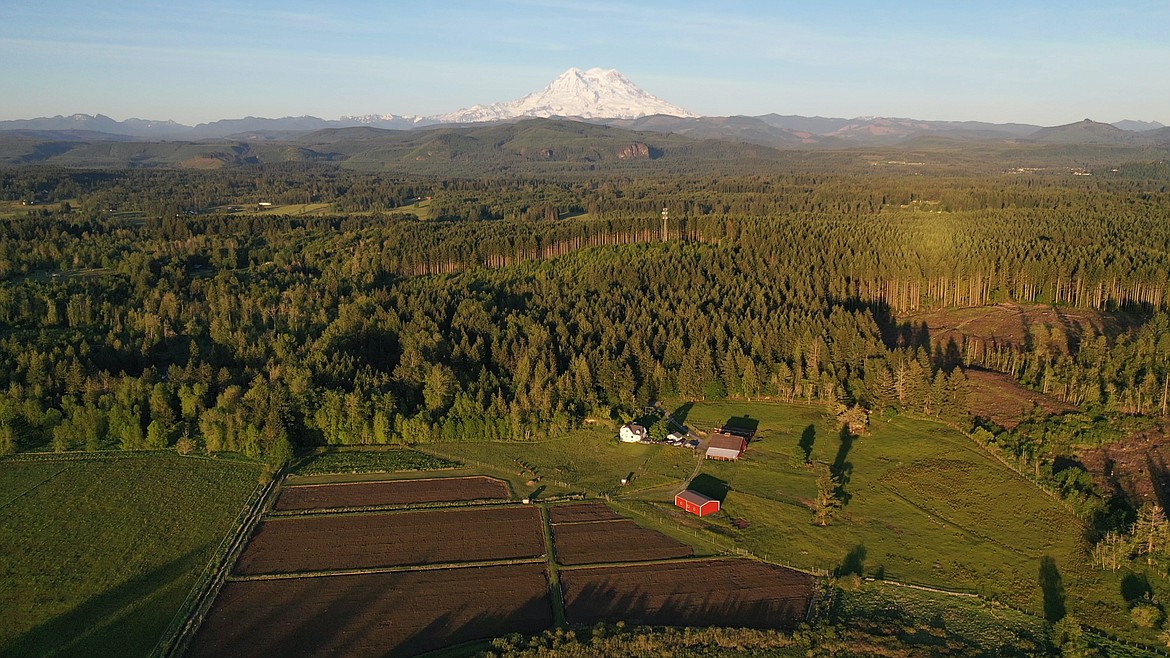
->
[636,401,1142,641]
[252,202,334,216]
[290,447,460,477]
[421,425,699,499]
[0,453,262,657]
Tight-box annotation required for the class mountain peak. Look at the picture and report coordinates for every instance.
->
[436,68,695,123]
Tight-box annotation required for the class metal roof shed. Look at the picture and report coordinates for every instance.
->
[675,489,720,517]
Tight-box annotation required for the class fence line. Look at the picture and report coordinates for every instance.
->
[150,474,280,658]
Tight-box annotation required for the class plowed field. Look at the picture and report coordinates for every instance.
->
[234,506,544,575]
[553,519,693,565]
[188,564,552,658]
[274,476,510,511]
[562,558,814,628]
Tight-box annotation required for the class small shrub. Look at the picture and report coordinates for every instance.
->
[175,436,196,455]
[1131,603,1164,629]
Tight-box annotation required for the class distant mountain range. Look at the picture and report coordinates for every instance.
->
[0,68,1168,158]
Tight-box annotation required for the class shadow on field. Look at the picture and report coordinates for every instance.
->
[562,568,813,630]
[187,566,554,658]
[831,427,855,505]
[1039,555,1067,622]
[396,592,553,657]
[799,425,816,463]
[835,544,867,577]
[687,473,730,503]
[1121,572,1154,605]
[671,402,694,428]
[188,568,401,658]
[6,547,205,657]
[723,416,759,438]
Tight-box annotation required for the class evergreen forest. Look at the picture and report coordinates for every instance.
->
[3,142,1170,653]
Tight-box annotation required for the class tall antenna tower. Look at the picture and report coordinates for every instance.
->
[661,207,669,242]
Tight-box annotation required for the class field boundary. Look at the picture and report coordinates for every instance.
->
[557,555,737,571]
[152,474,280,658]
[0,464,68,512]
[280,474,508,489]
[266,496,520,516]
[264,499,534,519]
[539,506,567,627]
[228,557,548,581]
[0,449,258,465]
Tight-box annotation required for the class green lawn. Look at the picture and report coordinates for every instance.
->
[421,425,699,500]
[627,401,1138,640]
[0,453,262,657]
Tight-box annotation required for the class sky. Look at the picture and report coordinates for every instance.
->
[1,0,1168,126]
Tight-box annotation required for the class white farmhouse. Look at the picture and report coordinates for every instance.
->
[619,423,648,443]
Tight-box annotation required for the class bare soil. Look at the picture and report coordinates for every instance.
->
[548,502,623,524]
[964,368,1075,429]
[561,558,814,629]
[901,303,1133,355]
[273,476,510,511]
[233,506,545,575]
[1080,419,1170,508]
[187,564,552,658]
[553,519,693,565]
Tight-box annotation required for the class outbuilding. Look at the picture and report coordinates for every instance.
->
[675,489,719,517]
[705,431,747,460]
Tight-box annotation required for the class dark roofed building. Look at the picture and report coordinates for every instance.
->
[705,431,747,461]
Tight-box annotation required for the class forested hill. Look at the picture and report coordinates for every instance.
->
[3,117,1170,176]
[0,120,790,173]
[1,165,1168,463]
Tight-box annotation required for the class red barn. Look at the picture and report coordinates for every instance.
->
[675,489,719,517]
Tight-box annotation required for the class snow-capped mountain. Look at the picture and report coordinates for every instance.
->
[341,113,431,129]
[435,67,696,123]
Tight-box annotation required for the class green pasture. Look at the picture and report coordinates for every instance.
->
[641,401,1139,641]
[421,425,699,500]
[0,453,261,657]
[252,202,334,216]
[289,447,459,479]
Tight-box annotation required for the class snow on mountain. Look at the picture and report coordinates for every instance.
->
[342,113,431,127]
[435,67,696,123]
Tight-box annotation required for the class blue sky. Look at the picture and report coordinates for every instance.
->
[2,0,1167,125]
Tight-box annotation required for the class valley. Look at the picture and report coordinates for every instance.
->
[0,129,1169,657]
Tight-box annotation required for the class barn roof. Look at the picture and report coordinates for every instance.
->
[708,432,746,451]
[676,489,716,506]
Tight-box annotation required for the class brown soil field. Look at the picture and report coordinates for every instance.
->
[553,519,694,565]
[273,476,510,511]
[901,303,1131,355]
[1081,419,1170,506]
[548,502,623,524]
[187,564,552,658]
[562,558,814,629]
[964,368,1075,429]
[233,506,544,575]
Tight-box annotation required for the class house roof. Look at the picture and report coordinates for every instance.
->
[622,423,647,436]
[676,489,716,506]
